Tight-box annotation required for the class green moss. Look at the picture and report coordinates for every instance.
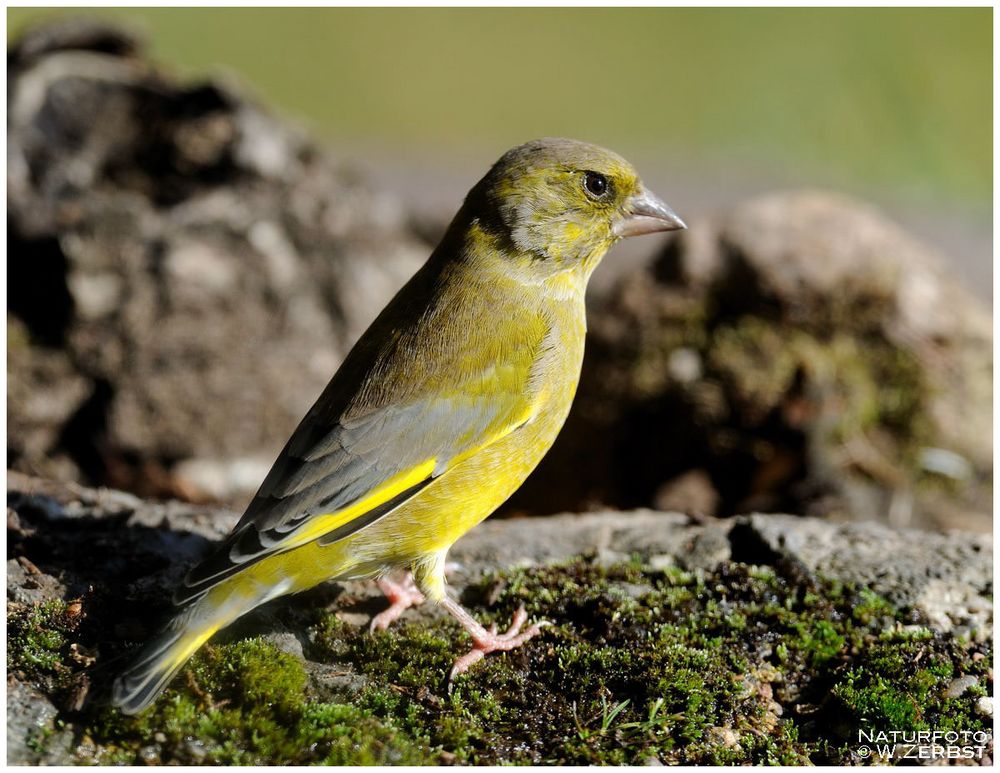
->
[10,558,992,765]
[309,559,990,765]
[7,599,83,693]
[188,638,307,714]
[82,639,435,765]
[832,637,988,738]
[796,619,846,666]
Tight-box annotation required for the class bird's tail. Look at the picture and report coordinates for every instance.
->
[111,606,219,714]
[111,580,281,715]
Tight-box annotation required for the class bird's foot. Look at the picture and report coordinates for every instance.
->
[448,605,548,680]
[370,573,426,632]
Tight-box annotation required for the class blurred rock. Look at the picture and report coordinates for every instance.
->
[7,21,991,534]
[653,469,719,516]
[7,19,427,502]
[7,316,91,483]
[510,191,992,532]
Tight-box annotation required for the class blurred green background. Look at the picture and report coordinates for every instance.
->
[7,7,992,214]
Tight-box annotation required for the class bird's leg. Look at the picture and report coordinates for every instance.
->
[438,595,548,680]
[410,549,547,678]
[369,571,425,632]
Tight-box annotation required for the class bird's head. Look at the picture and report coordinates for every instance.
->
[461,138,685,278]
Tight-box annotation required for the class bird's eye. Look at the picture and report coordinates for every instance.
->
[583,171,610,198]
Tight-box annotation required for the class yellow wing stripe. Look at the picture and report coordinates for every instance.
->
[269,397,545,552]
[279,457,438,549]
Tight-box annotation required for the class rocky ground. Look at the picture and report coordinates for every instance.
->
[6,473,994,765]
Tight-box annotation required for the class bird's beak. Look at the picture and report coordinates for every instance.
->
[613,185,687,238]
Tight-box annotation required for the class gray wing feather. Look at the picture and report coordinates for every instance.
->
[175,394,513,605]
[250,398,501,531]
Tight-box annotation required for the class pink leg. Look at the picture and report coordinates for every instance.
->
[370,572,426,632]
[440,596,548,680]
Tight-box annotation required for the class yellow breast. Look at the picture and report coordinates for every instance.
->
[358,290,587,560]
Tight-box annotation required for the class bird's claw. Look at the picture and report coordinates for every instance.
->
[447,605,547,682]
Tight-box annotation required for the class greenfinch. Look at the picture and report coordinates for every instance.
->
[113,138,685,714]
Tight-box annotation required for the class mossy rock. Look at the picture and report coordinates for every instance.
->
[11,557,992,765]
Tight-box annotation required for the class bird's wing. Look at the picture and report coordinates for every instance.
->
[175,365,542,605]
